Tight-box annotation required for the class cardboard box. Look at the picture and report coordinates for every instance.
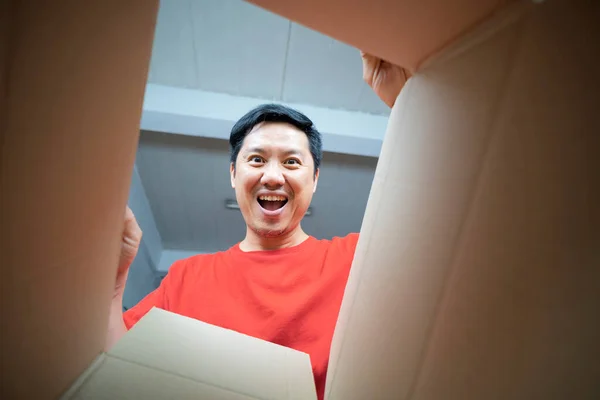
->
[1,1,159,398]
[247,0,519,73]
[2,0,599,399]
[61,308,317,400]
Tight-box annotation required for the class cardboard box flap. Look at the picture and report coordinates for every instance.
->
[247,0,516,72]
[5,0,598,399]
[1,1,158,398]
[65,355,261,400]
[108,308,317,400]
[325,0,600,398]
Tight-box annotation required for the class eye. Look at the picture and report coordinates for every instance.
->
[284,158,301,166]
[248,155,265,164]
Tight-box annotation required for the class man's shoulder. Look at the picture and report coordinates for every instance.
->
[328,232,359,244]
[311,233,359,273]
[319,232,360,254]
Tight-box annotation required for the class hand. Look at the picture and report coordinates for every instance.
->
[361,51,409,108]
[114,206,142,298]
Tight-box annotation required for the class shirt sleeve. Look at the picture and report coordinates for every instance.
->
[331,232,360,269]
[340,233,359,262]
[122,259,186,330]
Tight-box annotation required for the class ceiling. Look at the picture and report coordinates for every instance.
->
[136,0,386,254]
[147,0,390,115]
[137,131,377,252]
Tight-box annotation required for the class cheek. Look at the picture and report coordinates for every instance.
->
[236,169,260,197]
[241,177,257,195]
[290,176,315,203]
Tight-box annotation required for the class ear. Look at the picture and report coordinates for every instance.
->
[230,162,236,188]
[312,168,319,193]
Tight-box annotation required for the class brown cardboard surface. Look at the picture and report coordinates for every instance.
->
[0,0,10,160]
[247,0,516,72]
[326,15,521,399]
[325,0,600,398]
[63,308,317,400]
[0,1,158,398]
[109,308,316,400]
[69,356,260,400]
[2,0,599,399]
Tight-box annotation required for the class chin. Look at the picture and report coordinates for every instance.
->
[252,225,288,238]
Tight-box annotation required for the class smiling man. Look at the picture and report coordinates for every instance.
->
[230,105,321,251]
[106,54,406,399]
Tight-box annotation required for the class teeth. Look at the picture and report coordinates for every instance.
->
[258,195,287,201]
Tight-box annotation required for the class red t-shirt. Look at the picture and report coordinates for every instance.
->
[123,233,359,399]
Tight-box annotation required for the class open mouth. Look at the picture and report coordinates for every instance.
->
[257,195,288,212]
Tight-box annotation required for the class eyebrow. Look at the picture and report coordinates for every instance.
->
[244,147,266,155]
[244,147,304,157]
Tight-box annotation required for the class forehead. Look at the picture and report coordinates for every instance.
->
[240,122,310,153]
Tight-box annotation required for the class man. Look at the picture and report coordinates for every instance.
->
[106,53,406,399]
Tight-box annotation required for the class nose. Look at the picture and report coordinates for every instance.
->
[260,161,285,188]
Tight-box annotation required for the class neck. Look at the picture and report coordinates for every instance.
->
[239,225,309,252]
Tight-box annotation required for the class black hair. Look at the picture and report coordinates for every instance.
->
[229,103,323,175]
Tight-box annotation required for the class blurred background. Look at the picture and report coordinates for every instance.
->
[124,0,389,309]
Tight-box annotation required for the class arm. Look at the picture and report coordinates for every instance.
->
[104,206,142,351]
[105,293,128,351]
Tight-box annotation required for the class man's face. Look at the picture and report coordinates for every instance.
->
[230,122,319,238]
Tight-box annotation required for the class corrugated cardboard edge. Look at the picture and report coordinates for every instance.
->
[59,354,107,400]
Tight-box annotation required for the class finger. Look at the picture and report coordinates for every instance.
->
[125,205,134,221]
[123,206,142,242]
[360,51,381,83]
[360,51,378,67]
